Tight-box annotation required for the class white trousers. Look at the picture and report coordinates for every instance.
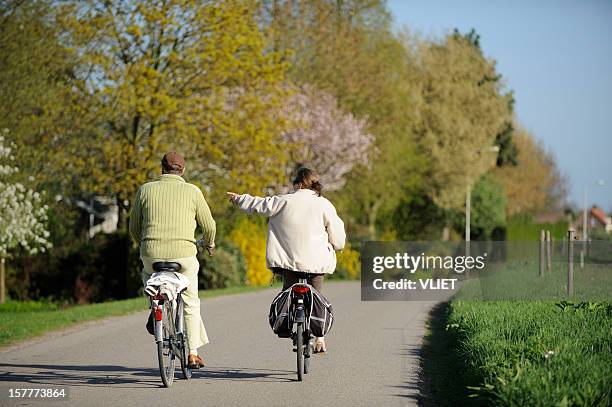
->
[141,256,209,352]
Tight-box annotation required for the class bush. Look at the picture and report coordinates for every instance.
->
[198,242,246,289]
[8,232,140,304]
[229,218,271,286]
[332,243,360,280]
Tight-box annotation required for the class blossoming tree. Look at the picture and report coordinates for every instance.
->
[0,130,51,303]
[282,85,373,191]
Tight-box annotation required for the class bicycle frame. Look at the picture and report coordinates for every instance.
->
[291,277,313,381]
[151,295,187,356]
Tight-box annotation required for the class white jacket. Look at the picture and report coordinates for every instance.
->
[236,189,346,274]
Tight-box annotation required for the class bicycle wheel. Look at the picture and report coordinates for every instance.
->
[304,336,312,375]
[296,322,304,381]
[157,301,176,387]
[176,297,192,380]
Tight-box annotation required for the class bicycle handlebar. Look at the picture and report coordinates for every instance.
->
[195,239,215,257]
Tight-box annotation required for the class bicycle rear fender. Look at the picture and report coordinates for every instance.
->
[294,305,306,323]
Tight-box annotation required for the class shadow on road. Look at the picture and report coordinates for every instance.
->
[0,363,299,387]
[387,344,424,405]
[401,302,478,407]
[0,363,162,388]
[198,366,296,383]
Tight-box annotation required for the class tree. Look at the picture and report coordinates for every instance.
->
[0,131,51,303]
[57,0,292,220]
[453,173,507,239]
[0,0,79,192]
[495,121,518,167]
[281,85,373,191]
[493,128,567,216]
[265,1,424,238]
[413,30,513,211]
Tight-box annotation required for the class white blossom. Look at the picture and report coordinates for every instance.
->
[0,133,51,258]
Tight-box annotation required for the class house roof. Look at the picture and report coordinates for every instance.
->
[590,206,610,226]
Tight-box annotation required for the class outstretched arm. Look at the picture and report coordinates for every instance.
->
[227,192,285,217]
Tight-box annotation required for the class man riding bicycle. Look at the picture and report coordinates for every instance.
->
[129,152,216,369]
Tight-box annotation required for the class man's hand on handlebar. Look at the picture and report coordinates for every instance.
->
[195,239,215,257]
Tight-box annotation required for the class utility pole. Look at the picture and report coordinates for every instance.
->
[582,186,588,242]
[465,185,471,257]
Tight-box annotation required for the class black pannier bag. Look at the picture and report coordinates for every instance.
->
[308,287,334,337]
[269,288,292,337]
[268,285,334,338]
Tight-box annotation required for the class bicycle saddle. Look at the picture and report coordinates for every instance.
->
[152,262,182,273]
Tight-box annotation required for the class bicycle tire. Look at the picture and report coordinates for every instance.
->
[157,301,176,387]
[304,337,311,374]
[296,322,304,381]
[177,297,192,380]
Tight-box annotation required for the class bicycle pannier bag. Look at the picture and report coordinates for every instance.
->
[308,288,334,337]
[269,288,292,337]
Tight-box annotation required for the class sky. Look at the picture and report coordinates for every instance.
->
[387,0,612,211]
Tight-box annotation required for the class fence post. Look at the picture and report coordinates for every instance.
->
[567,229,574,297]
[546,230,552,274]
[539,229,545,277]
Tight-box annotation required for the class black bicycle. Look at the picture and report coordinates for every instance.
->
[150,262,192,387]
[290,273,315,382]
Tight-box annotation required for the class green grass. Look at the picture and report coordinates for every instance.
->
[421,257,612,406]
[457,260,612,301]
[422,300,612,406]
[0,284,278,348]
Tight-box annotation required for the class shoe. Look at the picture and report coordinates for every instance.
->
[313,337,326,354]
[187,354,205,369]
[146,312,154,335]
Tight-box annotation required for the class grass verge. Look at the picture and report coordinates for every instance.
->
[0,284,278,348]
[421,300,612,406]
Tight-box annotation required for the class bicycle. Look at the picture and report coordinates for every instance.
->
[289,272,315,382]
[149,261,192,387]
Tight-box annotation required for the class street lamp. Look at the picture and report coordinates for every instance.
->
[466,145,500,256]
[582,179,605,241]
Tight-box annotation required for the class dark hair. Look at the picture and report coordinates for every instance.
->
[292,167,322,196]
[161,163,183,175]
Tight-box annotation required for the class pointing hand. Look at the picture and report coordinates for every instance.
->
[227,192,239,204]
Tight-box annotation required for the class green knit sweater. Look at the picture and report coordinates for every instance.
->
[129,174,216,259]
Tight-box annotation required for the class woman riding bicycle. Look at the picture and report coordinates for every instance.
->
[227,167,346,353]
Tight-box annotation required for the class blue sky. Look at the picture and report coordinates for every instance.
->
[387,0,612,211]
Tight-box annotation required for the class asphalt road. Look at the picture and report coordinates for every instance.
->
[0,282,439,407]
